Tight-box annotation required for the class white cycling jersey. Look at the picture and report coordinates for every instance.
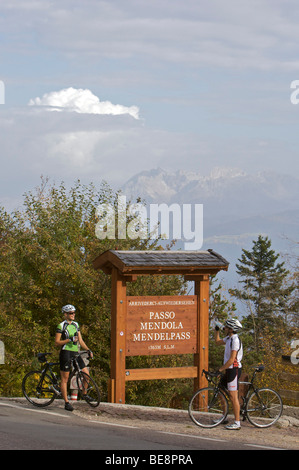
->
[223,334,243,368]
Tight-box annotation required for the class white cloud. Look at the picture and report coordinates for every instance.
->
[28,87,140,119]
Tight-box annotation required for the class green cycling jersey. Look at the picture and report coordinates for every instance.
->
[56,320,80,352]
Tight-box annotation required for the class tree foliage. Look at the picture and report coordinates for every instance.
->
[229,235,296,353]
[0,178,186,399]
[227,236,298,404]
[208,276,237,371]
[0,184,297,408]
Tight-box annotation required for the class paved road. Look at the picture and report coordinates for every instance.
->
[0,400,286,452]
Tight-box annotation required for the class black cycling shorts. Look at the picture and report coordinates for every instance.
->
[59,350,85,372]
[220,368,241,391]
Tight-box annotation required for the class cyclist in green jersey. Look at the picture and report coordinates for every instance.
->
[55,304,93,411]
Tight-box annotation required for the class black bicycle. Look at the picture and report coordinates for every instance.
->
[22,351,100,408]
[189,365,283,428]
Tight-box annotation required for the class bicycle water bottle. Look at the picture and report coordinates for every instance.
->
[211,319,224,331]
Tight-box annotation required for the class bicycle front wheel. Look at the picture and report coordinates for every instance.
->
[246,388,283,428]
[76,371,100,407]
[22,370,56,407]
[188,387,228,428]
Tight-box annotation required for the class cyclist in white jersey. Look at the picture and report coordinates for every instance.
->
[214,318,243,430]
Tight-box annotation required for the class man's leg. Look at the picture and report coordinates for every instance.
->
[229,390,240,422]
[226,369,241,429]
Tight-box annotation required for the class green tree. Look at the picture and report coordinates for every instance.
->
[208,275,237,371]
[282,239,299,331]
[0,178,187,400]
[229,235,295,353]
[209,275,236,325]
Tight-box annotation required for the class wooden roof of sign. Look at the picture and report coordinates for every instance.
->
[93,249,229,277]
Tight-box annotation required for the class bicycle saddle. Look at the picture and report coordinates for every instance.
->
[255,365,265,372]
[37,352,51,363]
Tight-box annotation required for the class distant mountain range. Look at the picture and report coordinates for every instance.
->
[122,166,298,215]
[121,167,299,287]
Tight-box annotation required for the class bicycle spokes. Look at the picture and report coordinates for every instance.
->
[246,389,283,428]
[189,387,228,428]
[22,371,56,407]
[76,371,100,407]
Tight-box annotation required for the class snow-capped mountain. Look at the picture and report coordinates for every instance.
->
[122,167,298,219]
[121,167,299,283]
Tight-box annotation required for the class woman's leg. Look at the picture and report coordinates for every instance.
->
[60,370,70,403]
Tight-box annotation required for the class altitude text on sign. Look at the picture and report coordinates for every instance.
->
[126,296,198,356]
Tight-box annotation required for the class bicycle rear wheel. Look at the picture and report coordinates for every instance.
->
[188,387,228,428]
[76,371,100,407]
[246,388,283,428]
[22,370,56,407]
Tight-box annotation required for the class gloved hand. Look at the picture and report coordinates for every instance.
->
[69,335,78,344]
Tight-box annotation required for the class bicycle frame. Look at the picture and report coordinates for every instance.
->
[238,368,264,417]
[189,367,282,429]
[203,367,264,420]
[38,360,60,394]
[38,352,89,394]
[23,350,100,408]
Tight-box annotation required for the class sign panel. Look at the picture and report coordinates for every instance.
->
[126,296,197,356]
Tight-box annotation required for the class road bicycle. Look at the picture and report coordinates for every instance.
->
[189,365,283,428]
[22,351,100,408]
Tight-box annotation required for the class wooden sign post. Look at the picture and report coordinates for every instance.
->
[93,249,229,404]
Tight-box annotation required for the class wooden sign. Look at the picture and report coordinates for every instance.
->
[126,295,197,356]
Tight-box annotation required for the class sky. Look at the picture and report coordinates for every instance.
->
[0,0,299,211]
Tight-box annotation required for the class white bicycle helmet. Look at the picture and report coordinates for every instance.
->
[225,318,242,333]
[62,304,76,313]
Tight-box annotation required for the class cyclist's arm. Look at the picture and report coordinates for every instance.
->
[219,349,237,372]
[214,329,225,346]
[78,331,92,355]
[55,332,71,348]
